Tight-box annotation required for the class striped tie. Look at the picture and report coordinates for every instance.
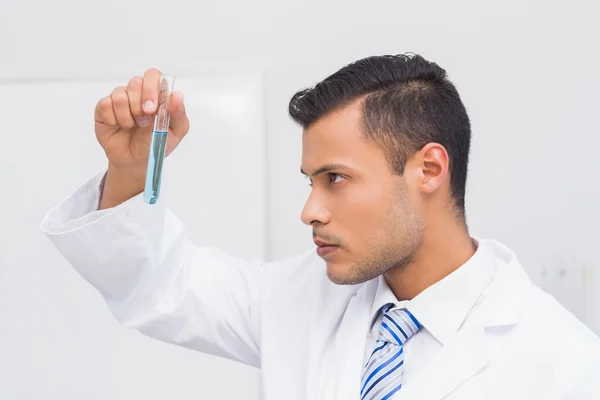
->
[360,304,422,400]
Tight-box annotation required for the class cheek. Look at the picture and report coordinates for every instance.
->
[336,184,395,236]
[349,181,394,211]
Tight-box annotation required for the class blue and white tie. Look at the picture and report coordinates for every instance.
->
[360,304,422,400]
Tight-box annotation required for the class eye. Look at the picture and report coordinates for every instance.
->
[329,173,345,184]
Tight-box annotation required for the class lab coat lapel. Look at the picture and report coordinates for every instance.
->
[396,314,490,400]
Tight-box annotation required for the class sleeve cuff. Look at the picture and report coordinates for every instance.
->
[38,168,168,301]
[39,169,155,235]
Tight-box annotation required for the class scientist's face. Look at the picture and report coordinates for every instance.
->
[300,101,425,285]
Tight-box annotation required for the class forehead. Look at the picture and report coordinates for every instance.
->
[301,102,386,173]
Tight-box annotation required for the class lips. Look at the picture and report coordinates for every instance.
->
[313,239,336,247]
[314,240,339,257]
[318,245,338,257]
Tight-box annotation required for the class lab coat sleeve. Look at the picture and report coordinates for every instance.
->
[40,170,265,368]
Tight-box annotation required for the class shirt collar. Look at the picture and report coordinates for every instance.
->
[368,238,497,346]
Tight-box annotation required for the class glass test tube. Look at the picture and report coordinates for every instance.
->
[144,74,175,204]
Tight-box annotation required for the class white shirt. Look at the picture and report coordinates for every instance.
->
[40,170,600,400]
[363,240,495,387]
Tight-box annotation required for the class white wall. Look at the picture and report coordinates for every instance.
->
[1,0,600,398]
[0,75,266,398]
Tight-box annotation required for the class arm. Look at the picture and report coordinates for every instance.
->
[40,170,264,367]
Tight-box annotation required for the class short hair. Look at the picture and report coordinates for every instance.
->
[288,53,471,218]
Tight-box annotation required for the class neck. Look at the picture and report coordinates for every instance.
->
[384,216,476,301]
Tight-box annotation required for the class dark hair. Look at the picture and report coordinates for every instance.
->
[288,53,471,219]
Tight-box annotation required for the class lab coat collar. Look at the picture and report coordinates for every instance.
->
[368,238,497,346]
[396,238,533,400]
[477,239,532,328]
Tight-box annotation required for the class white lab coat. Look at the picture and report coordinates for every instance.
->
[40,171,600,399]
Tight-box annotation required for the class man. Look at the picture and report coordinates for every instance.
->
[41,54,600,399]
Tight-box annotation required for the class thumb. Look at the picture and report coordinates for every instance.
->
[168,91,189,139]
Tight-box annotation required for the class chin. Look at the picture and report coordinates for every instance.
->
[325,261,343,282]
[325,260,369,285]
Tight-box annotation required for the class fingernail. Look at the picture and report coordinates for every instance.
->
[138,117,149,127]
[143,100,155,113]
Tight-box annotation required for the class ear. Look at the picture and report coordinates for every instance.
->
[417,143,449,194]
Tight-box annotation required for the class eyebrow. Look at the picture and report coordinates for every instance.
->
[300,163,350,178]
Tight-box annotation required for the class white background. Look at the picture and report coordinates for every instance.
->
[1,0,599,399]
[0,75,266,398]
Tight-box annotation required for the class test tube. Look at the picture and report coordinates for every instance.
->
[144,74,175,204]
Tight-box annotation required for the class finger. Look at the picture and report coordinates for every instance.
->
[168,91,189,139]
[141,68,162,115]
[111,86,136,129]
[127,76,148,127]
[167,90,184,115]
[95,96,117,126]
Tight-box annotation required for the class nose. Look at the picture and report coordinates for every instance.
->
[301,191,331,226]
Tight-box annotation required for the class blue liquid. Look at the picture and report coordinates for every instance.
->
[143,130,168,204]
